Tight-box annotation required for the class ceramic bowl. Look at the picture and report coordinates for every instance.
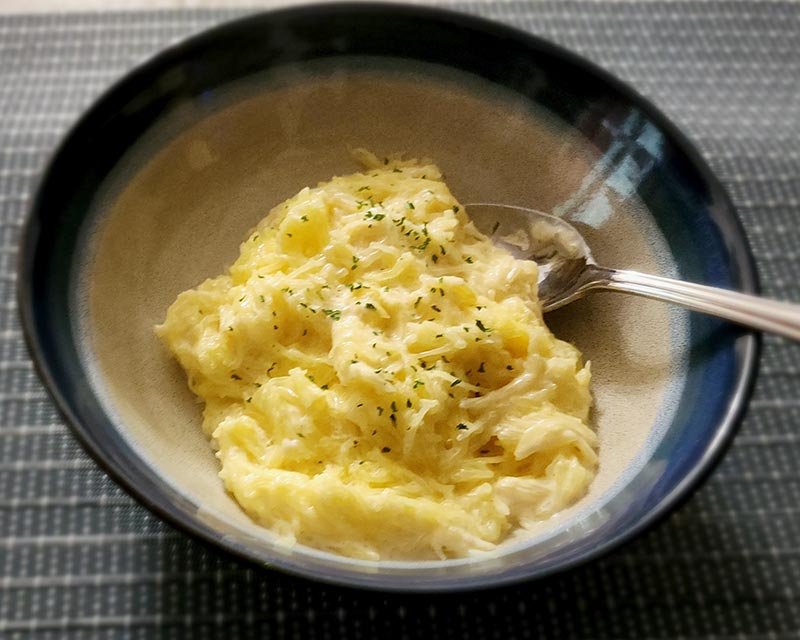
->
[19,3,759,591]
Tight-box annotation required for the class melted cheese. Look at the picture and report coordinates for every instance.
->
[156,153,596,560]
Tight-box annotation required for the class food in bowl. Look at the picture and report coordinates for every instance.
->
[156,152,596,560]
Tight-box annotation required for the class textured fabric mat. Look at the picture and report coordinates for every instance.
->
[1,2,799,638]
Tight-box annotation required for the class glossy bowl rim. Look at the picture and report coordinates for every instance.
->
[17,2,761,592]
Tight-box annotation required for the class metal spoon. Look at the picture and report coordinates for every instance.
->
[466,203,800,341]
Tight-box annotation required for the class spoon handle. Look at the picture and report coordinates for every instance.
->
[601,268,800,341]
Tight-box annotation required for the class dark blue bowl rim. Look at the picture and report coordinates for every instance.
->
[17,2,761,592]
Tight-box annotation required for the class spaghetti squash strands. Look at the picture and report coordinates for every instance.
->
[156,154,596,560]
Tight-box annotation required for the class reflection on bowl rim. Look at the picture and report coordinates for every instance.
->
[17,2,761,591]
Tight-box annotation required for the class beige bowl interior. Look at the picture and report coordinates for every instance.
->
[77,63,688,559]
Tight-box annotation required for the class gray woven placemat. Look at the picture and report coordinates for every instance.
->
[1,2,799,638]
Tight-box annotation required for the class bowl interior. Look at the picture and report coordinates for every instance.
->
[23,5,757,590]
[80,60,688,554]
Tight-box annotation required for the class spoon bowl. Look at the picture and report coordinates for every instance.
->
[467,203,598,312]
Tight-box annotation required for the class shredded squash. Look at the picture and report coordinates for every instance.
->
[156,153,596,560]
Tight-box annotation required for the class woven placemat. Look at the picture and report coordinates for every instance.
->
[1,2,799,638]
